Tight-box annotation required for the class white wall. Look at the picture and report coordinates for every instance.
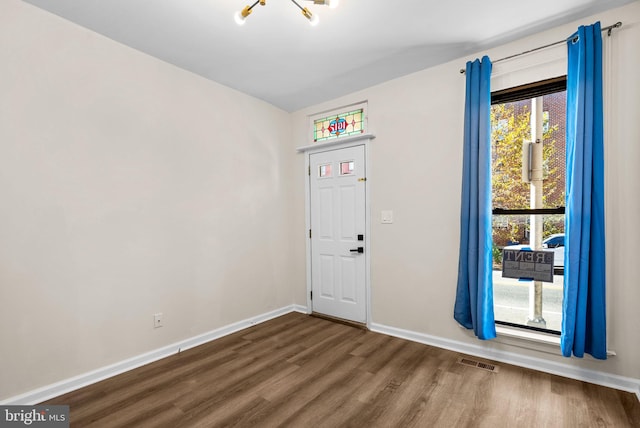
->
[0,0,296,400]
[291,2,640,381]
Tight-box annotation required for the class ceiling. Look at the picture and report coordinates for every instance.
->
[24,0,635,112]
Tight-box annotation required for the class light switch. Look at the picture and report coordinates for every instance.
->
[381,210,393,224]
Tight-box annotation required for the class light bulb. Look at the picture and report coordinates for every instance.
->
[234,6,252,26]
[234,11,247,25]
[302,7,319,26]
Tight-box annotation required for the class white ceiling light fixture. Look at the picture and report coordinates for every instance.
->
[234,0,338,26]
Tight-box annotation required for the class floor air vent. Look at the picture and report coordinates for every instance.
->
[457,357,500,373]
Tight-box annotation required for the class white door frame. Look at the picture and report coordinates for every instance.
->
[298,133,375,328]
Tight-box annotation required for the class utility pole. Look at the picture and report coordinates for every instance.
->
[527,96,546,328]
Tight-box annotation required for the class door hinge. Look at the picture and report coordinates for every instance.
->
[308,166,311,176]
[309,229,312,239]
[310,290,313,300]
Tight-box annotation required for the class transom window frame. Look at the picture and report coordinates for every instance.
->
[308,102,368,144]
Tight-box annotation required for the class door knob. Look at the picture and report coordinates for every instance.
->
[350,247,364,253]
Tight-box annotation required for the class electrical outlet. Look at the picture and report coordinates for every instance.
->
[154,313,163,328]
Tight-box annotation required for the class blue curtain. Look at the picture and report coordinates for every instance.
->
[454,56,496,340]
[562,22,607,359]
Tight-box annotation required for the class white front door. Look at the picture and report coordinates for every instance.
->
[309,145,366,323]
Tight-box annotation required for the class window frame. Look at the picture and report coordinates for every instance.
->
[308,101,368,144]
[490,76,568,335]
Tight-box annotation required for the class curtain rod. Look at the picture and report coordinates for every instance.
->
[459,21,622,74]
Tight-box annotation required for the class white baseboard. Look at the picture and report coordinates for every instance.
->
[2,305,305,405]
[370,322,640,402]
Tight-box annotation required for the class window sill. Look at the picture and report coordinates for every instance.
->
[494,325,616,357]
[494,325,562,355]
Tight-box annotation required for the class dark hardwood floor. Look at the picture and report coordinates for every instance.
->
[42,312,640,427]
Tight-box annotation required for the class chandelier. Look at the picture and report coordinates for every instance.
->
[234,0,339,26]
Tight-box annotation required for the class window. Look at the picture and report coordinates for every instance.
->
[340,161,354,175]
[319,164,332,177]
[313,108,365,142]
[490,77,566,334]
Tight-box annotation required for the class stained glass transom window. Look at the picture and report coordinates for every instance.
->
[314,109,364,142]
